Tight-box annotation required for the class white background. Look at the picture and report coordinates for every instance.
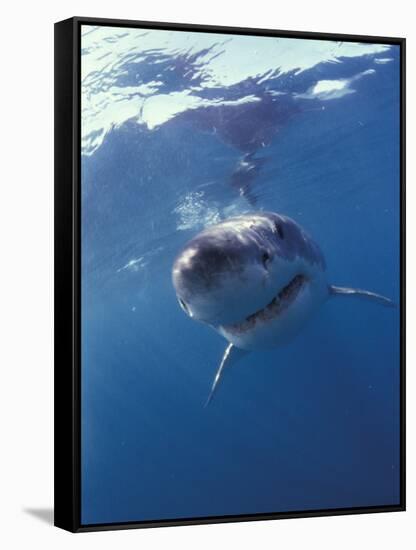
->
[0,1,413,548]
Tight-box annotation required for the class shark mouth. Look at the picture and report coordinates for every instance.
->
[223,274,307,334]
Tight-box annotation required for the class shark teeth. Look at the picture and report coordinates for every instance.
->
[224,274,307,333]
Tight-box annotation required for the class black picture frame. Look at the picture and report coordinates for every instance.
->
[54,16,406,533]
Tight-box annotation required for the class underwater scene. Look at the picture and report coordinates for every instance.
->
[80,25,401,525]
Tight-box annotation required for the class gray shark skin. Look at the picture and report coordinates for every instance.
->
[172,212,394,406]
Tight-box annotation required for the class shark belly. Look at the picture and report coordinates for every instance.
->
[217,269,328,350]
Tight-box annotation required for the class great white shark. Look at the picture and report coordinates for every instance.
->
[172,212,395,406]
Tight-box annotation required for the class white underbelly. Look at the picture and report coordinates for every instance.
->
[217,274,329,350]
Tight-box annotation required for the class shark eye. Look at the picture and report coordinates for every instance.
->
[274,222,284,239]
[262,252,270,268]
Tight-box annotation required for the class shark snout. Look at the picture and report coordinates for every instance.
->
[172,237,277,326]
[172,240,246,295]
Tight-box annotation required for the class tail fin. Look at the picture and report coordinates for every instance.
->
[229,153,268,206]
[329,285,396,307]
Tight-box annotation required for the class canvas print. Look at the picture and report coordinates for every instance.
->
[80,24,401,526]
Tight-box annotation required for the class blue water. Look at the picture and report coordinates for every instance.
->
[80,26,401,525]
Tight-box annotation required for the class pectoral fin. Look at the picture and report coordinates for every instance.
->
[329,285,396,307]
[204,344,248,407]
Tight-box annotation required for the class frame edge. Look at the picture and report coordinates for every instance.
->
[54,17,81,533]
